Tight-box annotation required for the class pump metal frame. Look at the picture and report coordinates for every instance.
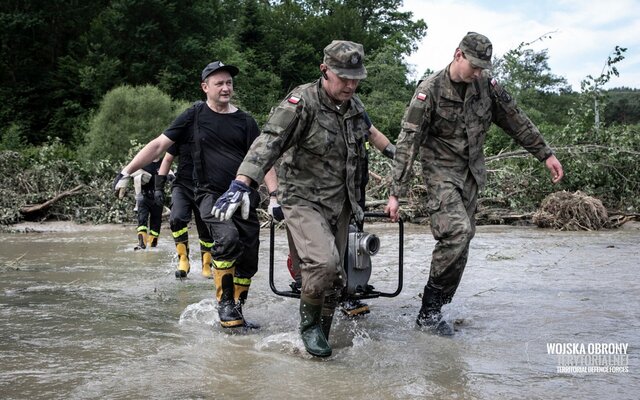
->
[268,212,404,299]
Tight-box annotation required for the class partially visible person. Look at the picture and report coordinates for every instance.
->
[129,158,163,250]
[358,112,396,213]
[113,61,277,329]
[212,40,369,357]
[385,32,564,336]
[155,141,215,279]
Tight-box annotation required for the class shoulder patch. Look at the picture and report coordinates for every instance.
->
[288,95,301,104]
[491,78,498,87]
[416,92,427,101]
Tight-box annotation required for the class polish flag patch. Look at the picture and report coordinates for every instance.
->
[288,95,301,104]
[416,92,427,101]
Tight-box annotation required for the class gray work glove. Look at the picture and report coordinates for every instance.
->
[212,180,251,221]
[268,197,285,221]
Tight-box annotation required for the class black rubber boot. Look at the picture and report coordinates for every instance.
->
[416,310,454,336]
[416,284,454,336]
[300,294,332,357]
[147,235,158,248]
[289,281,301,294]
[135,232,147,250]
[234,283,260,330]
[214,266,243,328]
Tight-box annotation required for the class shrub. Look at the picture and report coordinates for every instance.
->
[82,85,184,164]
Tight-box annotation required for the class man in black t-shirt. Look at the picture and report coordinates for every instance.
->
[114,61,278,329]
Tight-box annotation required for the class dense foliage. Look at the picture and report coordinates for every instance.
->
[1,0,426,147]
[0,1,638,226]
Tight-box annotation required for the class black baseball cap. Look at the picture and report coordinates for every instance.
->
[201,61,239,81]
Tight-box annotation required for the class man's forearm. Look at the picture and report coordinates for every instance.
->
[123,135,172,174]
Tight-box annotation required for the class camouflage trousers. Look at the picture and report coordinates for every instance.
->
[283,202,351,298]
[425,172,478,304]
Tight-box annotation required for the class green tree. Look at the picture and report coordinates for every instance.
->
[486,34,572,155]
[238,0,427,95]
[82,84,183,164]
[1,0,427,148]
[0,1,109,144]
[604,88,640,125]
[359,43,415,141]
[562,45,627,142]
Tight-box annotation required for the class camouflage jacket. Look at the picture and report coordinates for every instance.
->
[237,79,368,224]
[391,65,553,197]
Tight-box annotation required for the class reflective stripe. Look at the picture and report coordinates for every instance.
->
[233,277,251,287]
[172,227,188,238]
[137,226,148,233]
[199,239,214,248]
[213,259,235,270]
[148,229,159,237]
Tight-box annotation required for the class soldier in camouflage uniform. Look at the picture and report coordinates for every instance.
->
[385,32,564,336]
[213,40,369,357]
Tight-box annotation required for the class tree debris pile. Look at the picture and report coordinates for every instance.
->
[533,191,609,230]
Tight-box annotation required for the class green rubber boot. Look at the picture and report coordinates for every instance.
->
[299,294,332,357]
[321,292,339,340]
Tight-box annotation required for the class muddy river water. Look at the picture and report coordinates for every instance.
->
[1,221,638,399]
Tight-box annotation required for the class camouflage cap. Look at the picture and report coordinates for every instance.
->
[323,40,367,80]
[459,32,493,69]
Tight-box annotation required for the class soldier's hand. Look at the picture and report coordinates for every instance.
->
[268,197,285,221]
[385,195,400,222]
[113,171,130,198]
[545,155,564,184]
[154,175,167,207]
[212,180,251,221]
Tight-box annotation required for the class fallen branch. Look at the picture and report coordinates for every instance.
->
[20,185,85,214]
[368,171,383,181]
[486,144,640,162]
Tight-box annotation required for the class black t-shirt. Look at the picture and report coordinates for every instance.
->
[163,103,260,194]
[141,159,161,192]
[166,140,195,189]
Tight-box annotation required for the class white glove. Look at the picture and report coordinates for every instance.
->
[113,170,131,198]
[268,197,285,221]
